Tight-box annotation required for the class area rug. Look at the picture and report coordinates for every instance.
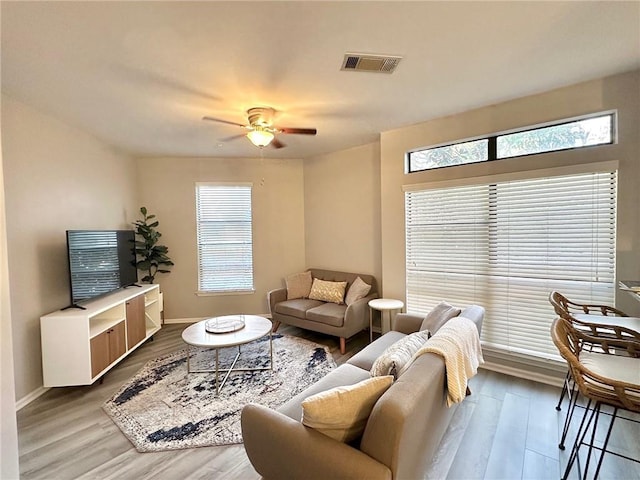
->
[103,334,336,452]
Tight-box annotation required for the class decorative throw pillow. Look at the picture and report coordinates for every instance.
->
[420,301,461,333]
[370,330,431,379]
[308,278,348,304]
[286,271,313,300]
[301,375,394,443]
[344,276,372,306]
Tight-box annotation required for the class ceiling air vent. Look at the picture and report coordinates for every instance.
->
[341,53,402,74]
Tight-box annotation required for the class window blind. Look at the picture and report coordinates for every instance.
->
[405,170,617,360]
[196,183,254,293]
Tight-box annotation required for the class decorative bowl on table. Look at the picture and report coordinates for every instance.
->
[205,316,246,334]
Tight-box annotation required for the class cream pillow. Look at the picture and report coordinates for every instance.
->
[286,271,313,300]
[420,301,461,333]
[308,278,347,304]
[370,330,431,379]
[344,276,372,306]
[301,375,393,442]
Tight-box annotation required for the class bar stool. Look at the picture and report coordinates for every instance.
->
[551,317,640,479]
[548,291,640,449]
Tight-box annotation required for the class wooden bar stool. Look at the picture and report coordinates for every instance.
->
[548,291,640,450]
[551,317,640,479]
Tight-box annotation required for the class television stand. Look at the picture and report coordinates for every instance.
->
[40,284,161,387]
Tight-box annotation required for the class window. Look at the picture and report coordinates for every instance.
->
[405,168,617,360]
[407,112,615,173]
[195,183,254,294]
[409,139,488,172]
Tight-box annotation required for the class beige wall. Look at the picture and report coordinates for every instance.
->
[136,156,306,319]
[2,95,139,402]
[0,98,19,479]
[304,142,382,281]
[380,70,640,316]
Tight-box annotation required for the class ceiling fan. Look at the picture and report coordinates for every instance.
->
[202,107,317,149]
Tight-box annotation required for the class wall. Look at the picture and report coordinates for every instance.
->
[0,98,19,479]
[136,156,306,320]
[304,142,382,281]
[2,95,139,402]
[380,70,640,316]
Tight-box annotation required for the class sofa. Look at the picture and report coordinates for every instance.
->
[268,268,378,354]
[242,304,485,480]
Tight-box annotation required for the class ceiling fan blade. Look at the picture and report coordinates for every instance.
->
[218,133,246,142]
[278,127,317,135]
[271,137,285,149]
[202,116,246,128]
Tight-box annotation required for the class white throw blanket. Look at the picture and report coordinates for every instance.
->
[411,316,484,407]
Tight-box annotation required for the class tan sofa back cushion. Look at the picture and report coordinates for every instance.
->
[308,268,378,299]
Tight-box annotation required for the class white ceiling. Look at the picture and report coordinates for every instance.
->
[2,1,639,159]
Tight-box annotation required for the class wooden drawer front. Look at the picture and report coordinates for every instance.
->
[110,321,126,361]
[90,320,126,379]
[90,331,110,378]
[126,294,146,349]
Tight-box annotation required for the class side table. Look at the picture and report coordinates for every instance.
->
[620,280,640,304]
[368,298,404,342]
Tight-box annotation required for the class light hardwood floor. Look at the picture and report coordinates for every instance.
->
[17,323,640,479]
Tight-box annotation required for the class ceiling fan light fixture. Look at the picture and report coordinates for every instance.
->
[247,127,275,147]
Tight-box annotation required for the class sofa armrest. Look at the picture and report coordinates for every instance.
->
[393,313,424,334]
[267,288,287,315]
[241,404,392,480]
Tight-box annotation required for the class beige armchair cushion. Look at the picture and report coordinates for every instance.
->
[301,375,394,443]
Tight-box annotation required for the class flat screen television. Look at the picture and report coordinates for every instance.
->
[66,230,138,306]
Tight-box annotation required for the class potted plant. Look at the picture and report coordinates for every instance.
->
[133,207,174,283]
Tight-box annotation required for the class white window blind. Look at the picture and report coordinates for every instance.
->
[405,170,617,360]
[196,183,254,293]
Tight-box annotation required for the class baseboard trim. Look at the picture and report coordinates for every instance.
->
[164,314,273,325]
[480,361,565,388]
[16,386,50,411]
[163,317,205,324]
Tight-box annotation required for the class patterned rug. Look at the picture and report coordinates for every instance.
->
[103,333,336,452]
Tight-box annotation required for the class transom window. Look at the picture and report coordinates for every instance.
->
[407,112,615,173]
[195,183,254,294]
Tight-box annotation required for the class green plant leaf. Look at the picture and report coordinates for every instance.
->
[134,207,173,282]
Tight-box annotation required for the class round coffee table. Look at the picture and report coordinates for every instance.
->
[181,314,273,395]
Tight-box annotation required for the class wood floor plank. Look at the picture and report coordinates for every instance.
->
[526,381,563,461]
[446,393,502,479]
[483,392,530,479]
[523,449,560,480]
[426,399,476,479]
